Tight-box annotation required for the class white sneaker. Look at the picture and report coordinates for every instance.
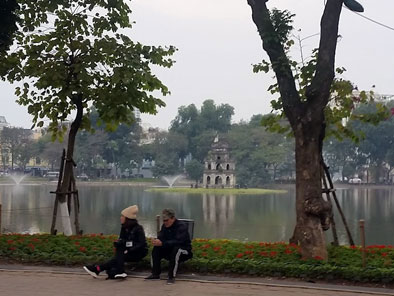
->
[114,273,127,279]
[83,266,99,278]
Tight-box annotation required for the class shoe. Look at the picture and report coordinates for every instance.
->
[167,277,175,285]
[114,273,127,279]
[144,274,160,280]
[83,265,99,278]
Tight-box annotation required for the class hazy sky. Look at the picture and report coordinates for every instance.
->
[1,0,393,129]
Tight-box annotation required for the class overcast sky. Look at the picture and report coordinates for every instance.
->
[1,0,393,130]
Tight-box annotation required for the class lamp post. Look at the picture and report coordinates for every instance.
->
[343,0,364,13]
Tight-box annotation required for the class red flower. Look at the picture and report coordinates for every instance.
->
[74,241,80,246]
[9,247,16,251]
[259,251,268,257]
[270,251,277,257]
[201,252,208,257]
[6,240,14,244]
[382,252,388,257]
[213,246,221,251]
[245,251,253,255]
[79,246,87,252]
[313,256,324,260]
[284,249,292,254]
[236,253,244,258]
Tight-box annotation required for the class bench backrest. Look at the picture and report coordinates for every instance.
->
[178,219,195,240]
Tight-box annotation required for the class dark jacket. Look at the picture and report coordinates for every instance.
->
[158,219,192,251]
[117,223,148,254]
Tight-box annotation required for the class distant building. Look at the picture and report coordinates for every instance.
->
[0,116,9,130]
[133,109,141,121]
[139,122,162,145]
[202,135,236,188]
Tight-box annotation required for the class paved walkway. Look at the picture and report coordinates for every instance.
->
[0,265,393,296]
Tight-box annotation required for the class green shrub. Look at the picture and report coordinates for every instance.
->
[1,234,394,282]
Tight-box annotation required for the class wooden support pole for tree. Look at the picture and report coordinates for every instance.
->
[50,149,66,235]
[359,219,366,268]
[156,215,161,237]
[67,179,72,215]
[323,162,355,246]
[0,203,2,234]
[72,177,81,235]
[321,165,339,246]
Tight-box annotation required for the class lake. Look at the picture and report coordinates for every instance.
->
[0,183,393,245]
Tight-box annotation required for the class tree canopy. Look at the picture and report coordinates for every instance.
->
[1,0,176,235]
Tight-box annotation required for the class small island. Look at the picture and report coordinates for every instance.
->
[145,187,287,195]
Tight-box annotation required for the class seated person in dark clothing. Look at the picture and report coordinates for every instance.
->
[145,208,193,284]
[83,205,148,279]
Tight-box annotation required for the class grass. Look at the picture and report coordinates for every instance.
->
[145,187,287,195]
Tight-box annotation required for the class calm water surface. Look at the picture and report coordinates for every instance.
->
[1,183,393,245]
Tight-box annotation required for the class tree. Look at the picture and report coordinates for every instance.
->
[349,102,394,183]
[4,0,175,235]
[0,127,32,170]
[324,137,357,181]
[248,0,371,259]
[228,115,293,187]
[146,130,187,177]
[0,0,18,54]
[38,133,66,171]
[16,137,35,170]
[185,159,204,186]
[170,100,234,159]
[152,154,181,177]
[74,129,108,177]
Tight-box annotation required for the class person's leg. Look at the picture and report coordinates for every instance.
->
[167,247,191,279]
[146,247,167,279]
[98,257,117,272]
[125,249,148,263]
[99,247,126,274]
[151,246,163,276]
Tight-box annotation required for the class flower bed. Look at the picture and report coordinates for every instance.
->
[1,234,394,283]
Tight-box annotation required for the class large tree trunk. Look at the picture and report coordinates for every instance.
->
[290,118,330,259]
[57,95,83,235]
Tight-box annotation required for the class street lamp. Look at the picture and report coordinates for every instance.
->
[343,0,364,13]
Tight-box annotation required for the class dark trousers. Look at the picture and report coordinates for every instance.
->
[151,246,193,278]
[100,247,147,273]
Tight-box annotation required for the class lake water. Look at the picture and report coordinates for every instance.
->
[0,183,393,245]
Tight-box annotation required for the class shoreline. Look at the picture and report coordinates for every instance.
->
[2,177,394,190]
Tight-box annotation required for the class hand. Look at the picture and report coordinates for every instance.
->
[113,239,125,248]
[151,238,162,247]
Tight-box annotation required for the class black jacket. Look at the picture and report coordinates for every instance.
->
[158,219,192,251]
[117,224,148,254]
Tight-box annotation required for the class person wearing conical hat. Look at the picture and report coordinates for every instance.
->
[83,205,148,279]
